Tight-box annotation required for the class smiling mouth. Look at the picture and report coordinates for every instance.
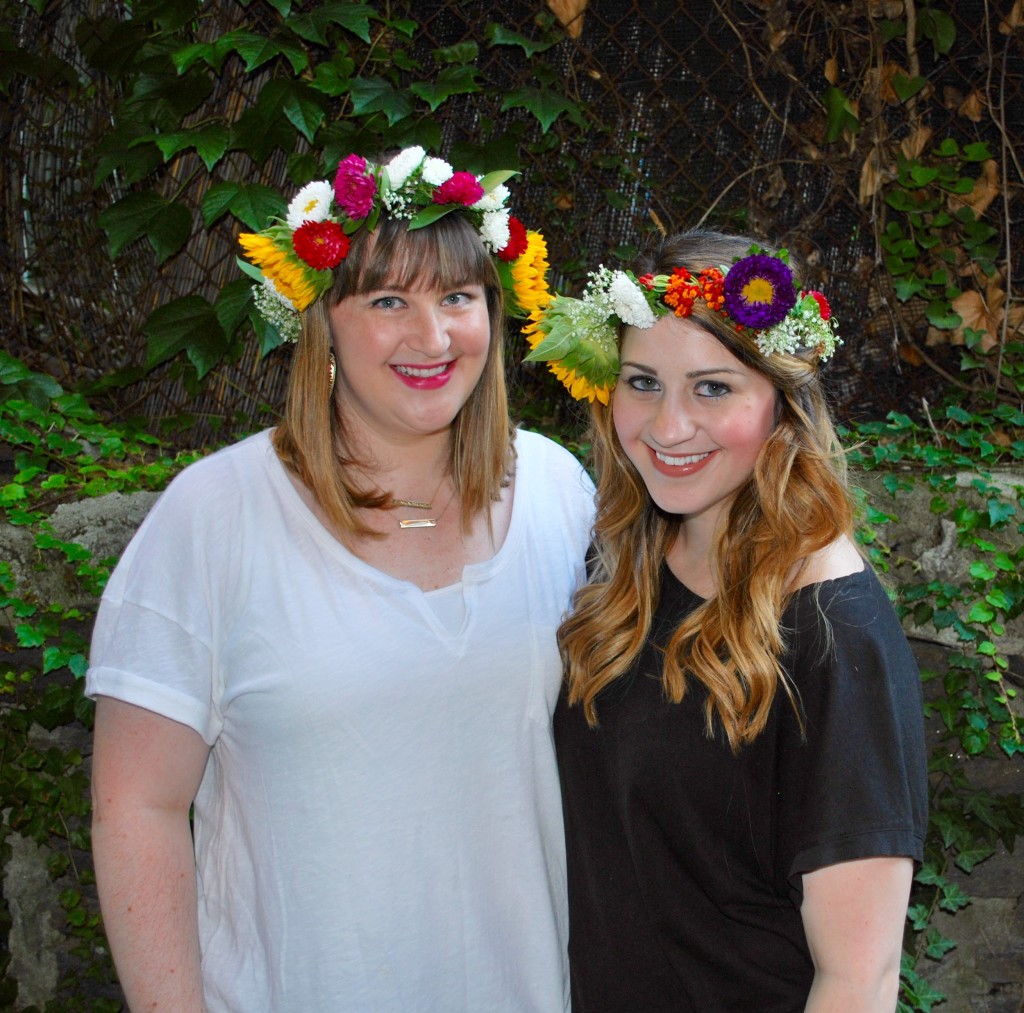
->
[654,450,711,466]
[393,363,450,378]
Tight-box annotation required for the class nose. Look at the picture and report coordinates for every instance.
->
[408,306,451,358]
[648,396,697,448]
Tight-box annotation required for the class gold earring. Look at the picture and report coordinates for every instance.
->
[328,351,337,398]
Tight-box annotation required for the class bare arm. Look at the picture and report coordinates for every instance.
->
[91,697,212,1013]
[801,856,914,1012]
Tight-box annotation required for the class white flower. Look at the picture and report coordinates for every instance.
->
[285,180,334,231]
[421,156,454,186]
[608,271,656,328]
[479,210,511,253]
[385,146,425,190]
[472,183,510,212]
[253,280,301,341]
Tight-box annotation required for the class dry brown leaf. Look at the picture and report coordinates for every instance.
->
[858,149,888,204]
[991,429,1013,448]
[762,166,787,207]
[999,0,1023,33]
[824,57,839,85]
[926,325,950,347]
[553,193,574,211]
[900,125,933,161]
[952,289,1002,350]
[948,159,1000,217]
[547,0,586,38]
[769,28,790,52]
[867,0,905,17]
[875,61,908,106]
[957,90,986,121]
[898,342,925,366]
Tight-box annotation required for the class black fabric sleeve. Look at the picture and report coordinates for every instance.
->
[772,568,929,903]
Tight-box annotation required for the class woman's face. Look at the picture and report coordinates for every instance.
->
[613,314,778,532]
[329,281,491,451]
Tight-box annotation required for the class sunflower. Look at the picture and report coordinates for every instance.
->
[238,232,323,312]
[512,231,555,348]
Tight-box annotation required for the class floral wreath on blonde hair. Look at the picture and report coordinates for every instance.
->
[522,246,841,404]
[237,146,550,342]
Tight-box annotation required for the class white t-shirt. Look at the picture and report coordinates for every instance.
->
[87,428,594,1013]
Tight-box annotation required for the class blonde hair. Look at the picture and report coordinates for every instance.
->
[559,230,854,752]
[272,214,514,537]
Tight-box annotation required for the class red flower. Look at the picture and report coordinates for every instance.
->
[803,290,831,320]
[432,171,485,206]
[637,273,655,290]
[662,267,699,317]
[497,216,529,262]
[698,267,726,313]
[292,220,350,270]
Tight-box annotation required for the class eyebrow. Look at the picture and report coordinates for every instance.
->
[620,361,745,378]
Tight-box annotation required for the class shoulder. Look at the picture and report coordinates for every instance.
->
[792,534,864,590]
[514,428,595,494]
[154,431,274,510]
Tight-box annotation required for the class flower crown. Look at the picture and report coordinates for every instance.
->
[237,146,541,342]
[523,247,841,404]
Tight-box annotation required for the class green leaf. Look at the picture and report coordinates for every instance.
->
[410,65,481,111]
[219,183,285,231]
[215,279,255,337]
[280,81,328,142]
[144,296,226,376]
[434,42,479,65]
[918,8,956,55]
[99,191,191,264]
[501,86,585,133]
[348,75,413,124]
[192,123,230,171]
[925,300,960,329]
[823,86,860,143]
[74,17,149,78]
[893,74,928,103]
[486,23,557,57]
[289,2,374,45]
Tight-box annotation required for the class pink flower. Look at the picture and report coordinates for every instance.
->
[432,171,484,206]
[334,154,377,219]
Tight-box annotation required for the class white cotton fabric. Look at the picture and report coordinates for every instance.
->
[87,428,594,1013]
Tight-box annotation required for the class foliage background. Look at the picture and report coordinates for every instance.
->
[0,0,1022,1010]
[3,0,1021,443]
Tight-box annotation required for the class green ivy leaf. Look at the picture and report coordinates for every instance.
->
[485,23,557,57]
[823,86,860,142]
[410,65,481,111]
[435,41,479,65]
[280,81,328,143]
[144,296,226,376]
[215,279,255,337]
[893,74,928,103]
[918,8,956,55]
[926,300,960,329]
[99,191,191,263]
[501,86,585,133]
[203,182,284,231]
[289,2,374,45]
[348,75,413,124]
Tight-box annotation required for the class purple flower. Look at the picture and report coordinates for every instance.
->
[723,254,797,329]
[334,154,377,220]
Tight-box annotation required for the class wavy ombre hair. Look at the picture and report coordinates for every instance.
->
[559,230,854,752]
[272,213,514,538]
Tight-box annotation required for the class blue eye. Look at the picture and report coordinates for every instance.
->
[625,375,660,392]
[696,380,731,397]
[371,295,403,310]
[442,291,471,306]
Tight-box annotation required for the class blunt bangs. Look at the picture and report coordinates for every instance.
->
[329,214,500,305]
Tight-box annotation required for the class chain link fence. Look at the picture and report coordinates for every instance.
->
[4,0,1021,444]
